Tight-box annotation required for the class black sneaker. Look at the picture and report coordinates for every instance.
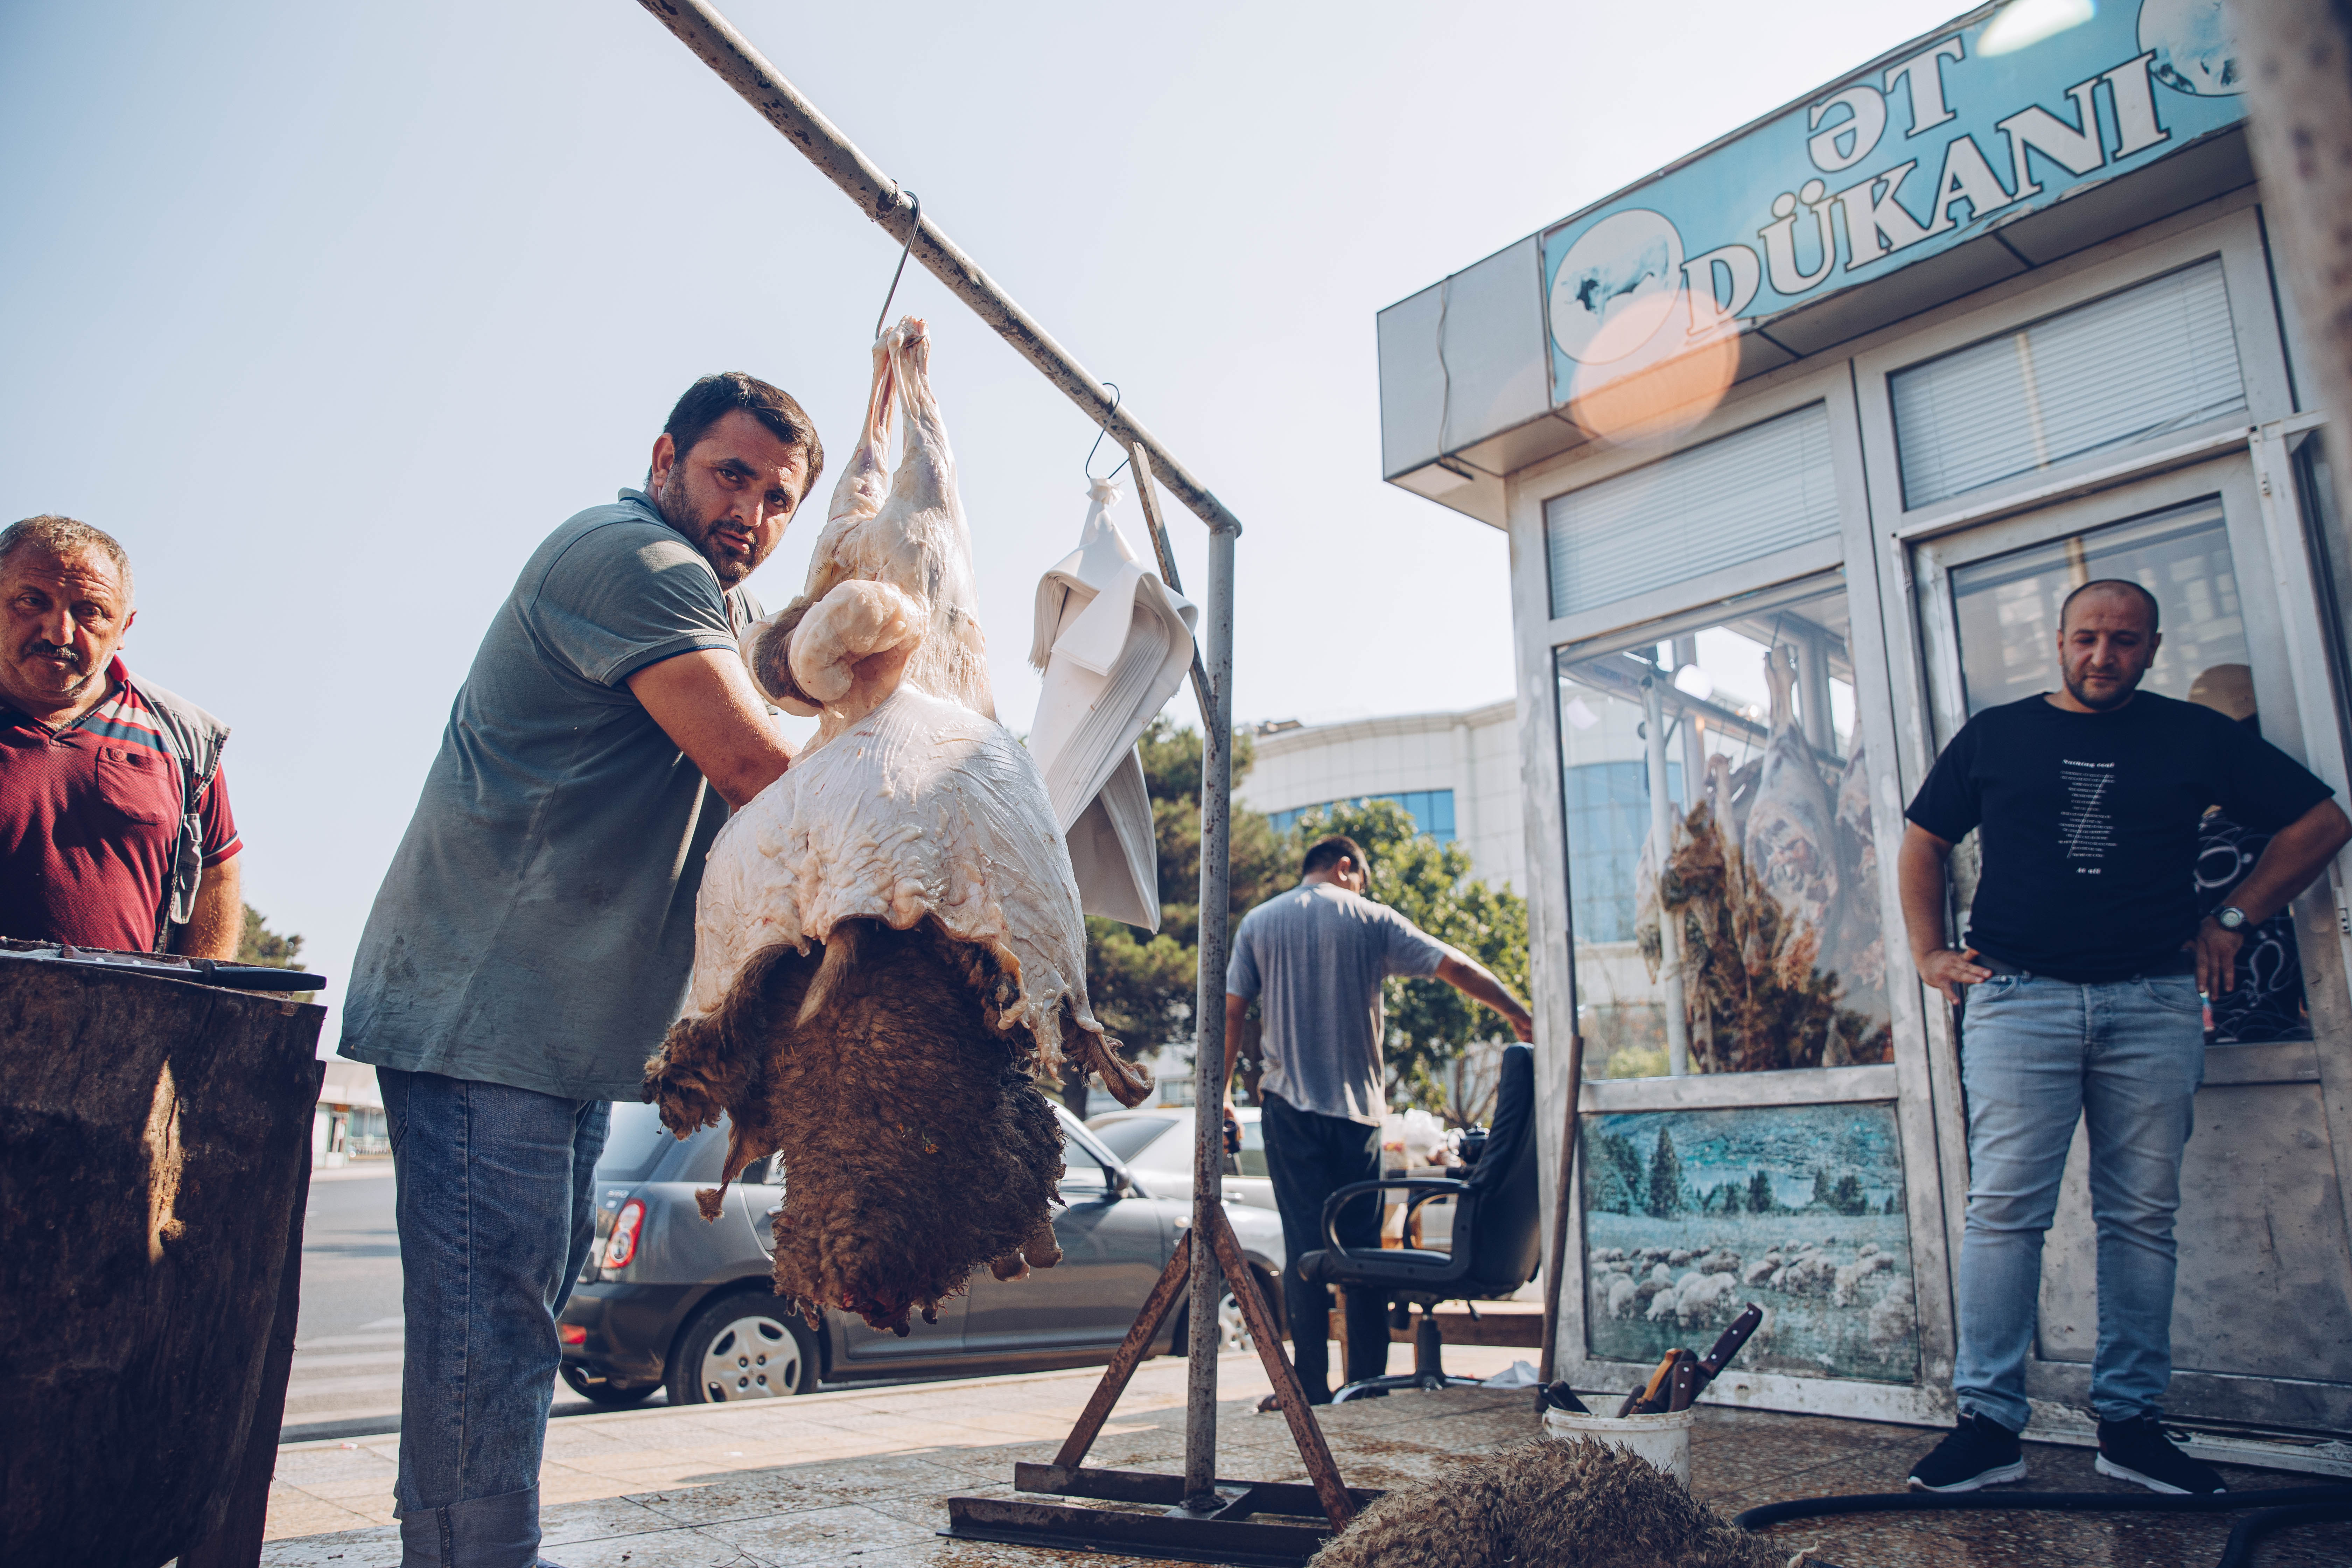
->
[1907,1413,2027,1492]
[2096,1414,2226,1494]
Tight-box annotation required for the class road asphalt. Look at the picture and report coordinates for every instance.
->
[281,1163,618,1442]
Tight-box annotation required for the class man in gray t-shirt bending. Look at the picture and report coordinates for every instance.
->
[1223,833,1533,1402]
[342,373,820,1568]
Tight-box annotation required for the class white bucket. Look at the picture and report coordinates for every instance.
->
[1541,1406,1696,1486]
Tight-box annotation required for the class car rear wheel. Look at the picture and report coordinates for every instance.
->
[667,1294,819,1404]
[560,1365,659,1407]
[1171,1265,1281,1355]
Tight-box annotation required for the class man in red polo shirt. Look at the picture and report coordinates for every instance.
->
[0,514,241,956]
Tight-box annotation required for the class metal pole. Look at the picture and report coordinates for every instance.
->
[1184,522,1236,1506]
[632,0,1244,541]
[2239,0,2352,534]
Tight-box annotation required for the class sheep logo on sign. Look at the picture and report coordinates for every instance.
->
[2140,0,2242,96]
[1548,209,1686,366]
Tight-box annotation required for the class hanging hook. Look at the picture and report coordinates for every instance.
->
[874,190,920,342]
[1085,382,1132,483]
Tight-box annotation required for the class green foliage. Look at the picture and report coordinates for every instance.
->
[1748,1168,1777,1216]
[1644,1126,1687,1218]
[1082,718,1293,1058]
[1281,796,1531,1118]
[237,904,304,967]
[1588,1130,1645,1214]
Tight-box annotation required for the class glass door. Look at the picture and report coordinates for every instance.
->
[1910,454,2352,1432]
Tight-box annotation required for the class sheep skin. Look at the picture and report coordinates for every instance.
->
[1308,1438,1810,1568]
[644,916,1070,1336]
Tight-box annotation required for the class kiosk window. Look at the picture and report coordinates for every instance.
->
[1555,575,1891,1079]
[1892,259,2246,509]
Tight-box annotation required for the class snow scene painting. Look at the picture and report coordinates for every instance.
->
[1582,1102,1920,1384]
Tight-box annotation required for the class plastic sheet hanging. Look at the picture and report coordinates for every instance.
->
[1027,478,1199,930]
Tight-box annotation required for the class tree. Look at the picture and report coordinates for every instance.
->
[237,904,303,966]
[1283,796,1532,1122]
[1076,718,1293,1115]
[1831,1173,1868,1217]
[1645,1127,1686,1218]
[1587,1130,1644,1213]
[238,905,316,1003]
[1748,1169,1776,1216]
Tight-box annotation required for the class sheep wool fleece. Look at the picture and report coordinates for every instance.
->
[1307,1439,1813,1568]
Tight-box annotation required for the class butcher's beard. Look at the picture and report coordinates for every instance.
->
[654,478,759,586]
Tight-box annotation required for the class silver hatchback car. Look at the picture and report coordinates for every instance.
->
[559,1100,1286,1405]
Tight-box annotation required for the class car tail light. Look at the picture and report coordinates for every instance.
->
[558,1323,587,1345]
[604,1198,646,1271]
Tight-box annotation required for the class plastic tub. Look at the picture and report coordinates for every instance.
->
[1541,1405,1697,1486]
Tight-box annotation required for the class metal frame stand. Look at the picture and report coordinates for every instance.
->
[635,2,1362,1558]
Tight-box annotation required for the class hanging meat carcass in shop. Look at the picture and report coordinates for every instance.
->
[644,318,1149,1337]
[1831,746,1886,992]
[1740,648,1840,992]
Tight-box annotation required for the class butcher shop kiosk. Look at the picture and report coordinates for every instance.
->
[1380,0,2352,1472]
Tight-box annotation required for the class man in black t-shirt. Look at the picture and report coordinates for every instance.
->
[1898,580,2348,1497]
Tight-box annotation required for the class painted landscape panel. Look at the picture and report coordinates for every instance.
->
[1582,1102,1919,1384]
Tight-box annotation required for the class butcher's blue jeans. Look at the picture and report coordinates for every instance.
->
[381,1068,608,1568]
[1953,972,2205,1433]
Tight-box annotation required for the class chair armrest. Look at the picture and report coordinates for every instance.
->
[1319,1177,1474,1256]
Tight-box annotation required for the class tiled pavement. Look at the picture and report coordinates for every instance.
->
[262,1353,2352,1567]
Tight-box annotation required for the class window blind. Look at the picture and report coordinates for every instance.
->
[1544,403,1840,621]
[1891,259,2246,509]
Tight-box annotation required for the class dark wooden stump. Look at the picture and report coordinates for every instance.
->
[0,960,325,1568]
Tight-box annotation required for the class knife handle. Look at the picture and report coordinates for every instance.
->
[1617,1351,1678,1418]
[1665,1350,1700,1412]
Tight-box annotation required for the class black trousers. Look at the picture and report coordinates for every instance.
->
[1260,1092,1391,1399]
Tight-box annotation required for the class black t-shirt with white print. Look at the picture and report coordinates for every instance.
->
[1905,691,2332,982]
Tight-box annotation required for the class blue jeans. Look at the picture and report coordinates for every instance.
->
[1953,971,2205,1432]
[381,1068,609,1568]
[1261,1093,1390,1398]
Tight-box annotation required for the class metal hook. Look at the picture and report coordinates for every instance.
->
[874,190,920,341]
[1085,382,1131,482]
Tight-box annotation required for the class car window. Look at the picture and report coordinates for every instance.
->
[1090,1115,1175,1164]
[1060,1123,1115,1197]
[1129,1117,1196,1170]
[596,1103,675,1181]
[1237,1116,1268,1180]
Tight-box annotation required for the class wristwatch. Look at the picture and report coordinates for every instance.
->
[2215,906,2249,932]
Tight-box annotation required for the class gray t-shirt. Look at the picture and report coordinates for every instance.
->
[339,490,766,1102]
[1225,882,1449,1124]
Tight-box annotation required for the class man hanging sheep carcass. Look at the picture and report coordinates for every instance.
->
[340,373,819,1568]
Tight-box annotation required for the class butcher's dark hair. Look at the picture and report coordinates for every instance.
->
[663,372,826,491]
[0,514,133,601]
[1302,834,1368,878]
[2060,578,2160,635]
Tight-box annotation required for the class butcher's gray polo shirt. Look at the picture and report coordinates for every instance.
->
[340,490,766,1102]
[1226,882,1449,1124]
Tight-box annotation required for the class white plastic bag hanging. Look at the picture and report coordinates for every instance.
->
[1027,478,1199,930]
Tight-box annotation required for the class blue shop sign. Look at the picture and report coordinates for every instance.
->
[1543,0,2246,410]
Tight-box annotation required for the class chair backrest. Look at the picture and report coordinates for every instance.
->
[1463,1042,1542,1290]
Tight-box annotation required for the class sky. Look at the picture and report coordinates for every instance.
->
[0,0,1966,1040]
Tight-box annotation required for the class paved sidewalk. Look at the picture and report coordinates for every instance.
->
[261,1352,2352,1567]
